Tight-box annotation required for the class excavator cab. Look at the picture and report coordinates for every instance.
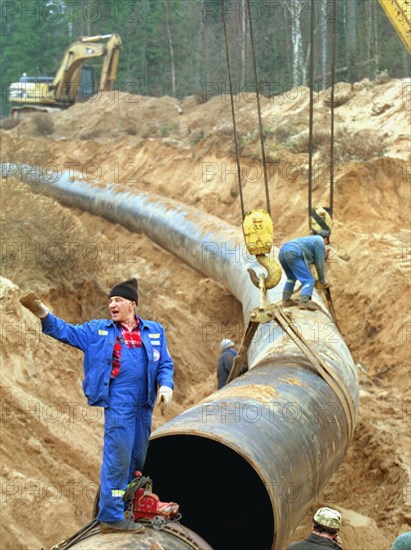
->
[77,65,96,102]
[9,33,121,117]
[54,64,97,104]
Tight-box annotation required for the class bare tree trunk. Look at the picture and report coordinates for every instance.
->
[304,43,311,88]
[241,0,246,88]
[321,0,328,88]
[373,0,379,76]
[164,0,176,96]
[366,0,371,78]
[197,4,205,93]
[346,0,357,82]
[201,0,209,93]
[83,0,92,36]
[288,1,304,86]
[286,15,293,84]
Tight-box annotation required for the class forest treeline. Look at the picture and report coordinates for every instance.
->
[1,0,410,116]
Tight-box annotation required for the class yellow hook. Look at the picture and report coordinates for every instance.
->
[247,254,282,290]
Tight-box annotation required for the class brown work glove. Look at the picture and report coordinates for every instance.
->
[19,291,49,319]
[315,280,330,290]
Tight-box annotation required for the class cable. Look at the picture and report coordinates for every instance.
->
[245,0,271,216]
[123,475,150,505]
[308,0,315,231]
[329,0,337,217]
[49,520,100,550]
[221,0,245,219]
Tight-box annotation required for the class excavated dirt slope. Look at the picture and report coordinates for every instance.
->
[0,76,410,550]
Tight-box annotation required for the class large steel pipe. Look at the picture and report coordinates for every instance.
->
[65,524,212,549]
[3,164,358,549]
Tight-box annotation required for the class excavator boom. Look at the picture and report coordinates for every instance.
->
[378,0,411,54]
[51,34,122,103]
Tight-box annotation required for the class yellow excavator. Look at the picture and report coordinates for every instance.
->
[8,33,122,117]
[378,0,410,55]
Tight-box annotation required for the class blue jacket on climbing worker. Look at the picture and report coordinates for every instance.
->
[279,234,330,311]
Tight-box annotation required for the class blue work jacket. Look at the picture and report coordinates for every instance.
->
[42,313,174,408]
[288,235,326,282]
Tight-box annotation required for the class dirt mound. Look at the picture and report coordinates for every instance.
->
[14,92,185,143]
[1,77,410,549]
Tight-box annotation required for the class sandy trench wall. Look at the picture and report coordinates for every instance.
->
[0,77,410,549]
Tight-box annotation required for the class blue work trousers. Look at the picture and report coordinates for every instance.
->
[279,242,315,299]
[97,342,152,523]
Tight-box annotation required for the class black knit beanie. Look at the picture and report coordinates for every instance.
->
[109,277,138,304]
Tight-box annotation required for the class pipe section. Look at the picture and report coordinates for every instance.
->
[69,523,212,549]
[3,164,359,549]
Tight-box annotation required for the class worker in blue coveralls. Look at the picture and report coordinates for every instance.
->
[19,277,174,535]
[279,230,330,311]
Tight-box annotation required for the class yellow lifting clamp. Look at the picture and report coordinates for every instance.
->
[242,209,282,293]
[310,206,333,236]
[226,210,282,384]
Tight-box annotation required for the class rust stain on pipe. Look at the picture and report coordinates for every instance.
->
[199,383,279,404]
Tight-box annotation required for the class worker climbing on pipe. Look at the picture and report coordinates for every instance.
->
[279,229,331,311]
[19,277,174,535]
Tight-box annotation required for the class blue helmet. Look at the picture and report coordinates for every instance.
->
[391,533,411,550]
